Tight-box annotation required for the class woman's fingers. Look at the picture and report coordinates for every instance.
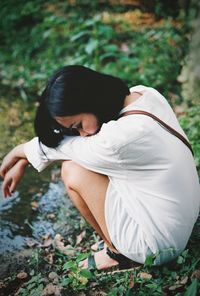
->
[2,176,12,197]
[9,179,16,194]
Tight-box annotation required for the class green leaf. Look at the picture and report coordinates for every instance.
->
[85,39,98,55]
[144,255,155,267]
[183,279,198,296]
[76,253,89,262]
[79,269,93,279]
[70,31,90,42]
[177,256,185,264]
[63,261,77,272]
[60,277,72,287]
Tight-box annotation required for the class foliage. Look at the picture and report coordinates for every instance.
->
[10,220,200,295]
[179,106,200,174]
[0,0,189,102]
[0,1,199,296]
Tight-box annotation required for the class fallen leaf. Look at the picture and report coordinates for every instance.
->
[53,234,75,256]
[180,276,188,285]
[40,238,53,248]
[26,239,38,248]
[76,230,86,245]
[138,272,152,279]
[31,201,39,210]
[79,276,88,285]
[191,269,200,280]
[0,281,6,288]
[41,233,51,241]
[169,284,182,291]
[47,213,56,219]
[48,272,59,283]
[16,272,28,280]
[45,253,54,265]
[42,283,61,296]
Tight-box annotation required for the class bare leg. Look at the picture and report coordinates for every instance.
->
[61,161,119,269]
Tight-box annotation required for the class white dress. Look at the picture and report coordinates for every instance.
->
[24,85,200,265]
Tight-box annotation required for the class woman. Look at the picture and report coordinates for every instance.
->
[0,65,199,271]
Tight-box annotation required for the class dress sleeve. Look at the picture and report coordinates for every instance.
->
[23,125,124,177]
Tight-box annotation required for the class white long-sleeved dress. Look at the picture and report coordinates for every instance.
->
[24,85,200,265]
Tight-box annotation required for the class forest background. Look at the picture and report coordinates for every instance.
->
[0,0,200,295]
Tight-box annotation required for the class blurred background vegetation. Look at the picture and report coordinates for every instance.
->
[0,0,199,172]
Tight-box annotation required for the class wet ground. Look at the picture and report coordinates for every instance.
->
[0,163,71,279]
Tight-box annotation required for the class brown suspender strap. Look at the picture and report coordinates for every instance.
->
[119,110,194,156]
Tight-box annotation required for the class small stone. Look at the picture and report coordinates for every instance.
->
[16,271,28,280]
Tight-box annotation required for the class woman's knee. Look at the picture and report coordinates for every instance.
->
[61,160,83,189]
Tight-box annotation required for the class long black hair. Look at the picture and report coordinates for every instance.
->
[34,65,130,147]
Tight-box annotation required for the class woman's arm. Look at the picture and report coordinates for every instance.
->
[0,143,27,178]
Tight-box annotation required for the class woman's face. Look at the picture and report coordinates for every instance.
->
[54,113,99,137]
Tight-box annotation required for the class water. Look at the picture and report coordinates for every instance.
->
[0,165,70,255]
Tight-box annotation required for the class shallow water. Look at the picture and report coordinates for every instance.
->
[0,165,69,255]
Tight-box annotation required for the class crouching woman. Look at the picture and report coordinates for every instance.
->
[0,65,199,270]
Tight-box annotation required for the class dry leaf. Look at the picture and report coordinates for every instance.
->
[48,272,59,283]
[79,276,88,285]
[45,253,54,265]
[26,239,38,247]
[42,283,61,296]
[138,272,152,279]
[31,201,39,210]
[191,269,200,280]
[76,230,86,245]
[41,233,51,241]
[0,281,6,288]
[180,276,188,285]
[47,213,56,219]
[40,238,53,248]
[53,234,75,256]
[169,284,182,291]
[16,271,28,280]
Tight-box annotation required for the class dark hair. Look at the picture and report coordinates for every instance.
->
[34,65,130,147]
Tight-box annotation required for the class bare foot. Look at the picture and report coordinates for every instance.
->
[79,248,119,270]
